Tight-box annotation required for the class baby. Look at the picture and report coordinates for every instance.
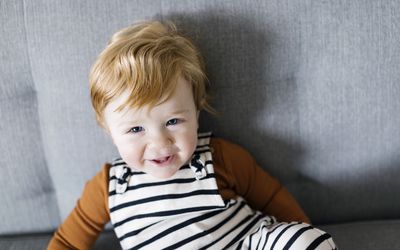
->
[48,21,336,249]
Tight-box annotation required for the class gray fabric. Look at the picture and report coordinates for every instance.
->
[1,0,400,240]
[320,220,400,250]
[0,233,51,250]
[0,231,119,250]
[0,1,59,234]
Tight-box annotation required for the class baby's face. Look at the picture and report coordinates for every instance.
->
[104,78,199,179]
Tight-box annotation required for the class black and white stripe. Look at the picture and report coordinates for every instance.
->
[108,132,336,249]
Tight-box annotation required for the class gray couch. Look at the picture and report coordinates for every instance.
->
[1,1,400,249]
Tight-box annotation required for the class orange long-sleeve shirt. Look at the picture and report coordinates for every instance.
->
[48,138,309,249]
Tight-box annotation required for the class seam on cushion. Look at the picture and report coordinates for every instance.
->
[20,0,36,95]
[21,0,61,225]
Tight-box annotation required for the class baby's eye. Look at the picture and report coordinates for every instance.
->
[166,118,180,126]
[128,126,144,133]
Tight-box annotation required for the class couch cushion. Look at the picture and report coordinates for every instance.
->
[0,1,59,234]
[0,233,51,250]
[320,220,400,250]
[0,231,119,250]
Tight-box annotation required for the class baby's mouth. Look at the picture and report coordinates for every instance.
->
[152,156,171,164]
[150,154,177,166]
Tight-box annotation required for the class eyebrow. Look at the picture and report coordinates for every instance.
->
[116,109,190,128]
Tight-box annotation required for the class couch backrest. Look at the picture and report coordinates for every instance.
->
[1,0,400,234]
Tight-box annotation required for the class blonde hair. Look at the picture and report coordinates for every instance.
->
[89,20,214,128]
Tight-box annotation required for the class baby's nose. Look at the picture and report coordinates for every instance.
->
[149,132,173,149]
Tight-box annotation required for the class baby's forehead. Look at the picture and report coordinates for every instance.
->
[107,77,192,113]
[107,92,165,113]
[104,93,172,121]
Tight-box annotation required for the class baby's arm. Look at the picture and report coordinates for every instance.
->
[213,138,310,224]
[47,164,111,250]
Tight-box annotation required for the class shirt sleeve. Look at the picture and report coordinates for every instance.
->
[212,138,311,224]
[47,164,111,250]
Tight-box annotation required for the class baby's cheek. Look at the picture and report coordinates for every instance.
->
[118,144,143,167]
[183,132,198,159]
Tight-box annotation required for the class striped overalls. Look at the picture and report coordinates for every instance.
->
[108,132,337,249]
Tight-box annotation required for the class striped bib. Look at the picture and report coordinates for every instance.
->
[108,132,276,249]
